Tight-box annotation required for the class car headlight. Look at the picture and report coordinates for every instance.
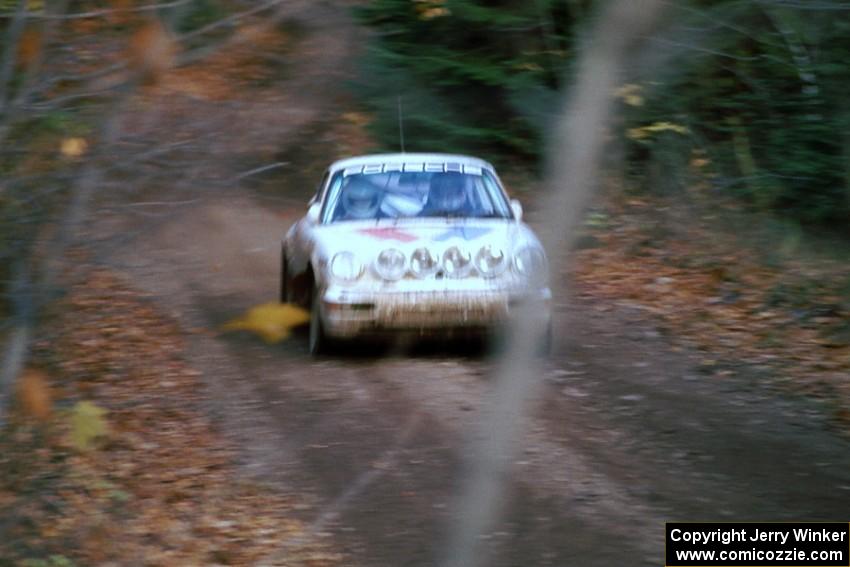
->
[330,251,363,283]
[410,247,438,278]
[474,245,508,278]
[375,248,406,281]
[442,246,472,278]
[514,246,548,284]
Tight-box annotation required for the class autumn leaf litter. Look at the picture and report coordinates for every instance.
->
[1,271,340,566]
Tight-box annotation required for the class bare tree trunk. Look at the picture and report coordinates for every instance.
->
[440,2,667,566]
[761,7,820,99]
[0,263,33,427]
[0,79,134,425]
[0,0,28,118]
[0,0,197,423]
[10,0,70,111]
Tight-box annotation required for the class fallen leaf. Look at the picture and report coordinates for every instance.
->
[70,401,109,451]
[16,368,52,421]
[221,302,310,343]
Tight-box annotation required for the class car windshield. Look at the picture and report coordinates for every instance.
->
[321,168,512,223]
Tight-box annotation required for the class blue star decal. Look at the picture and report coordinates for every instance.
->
[432,226,493,242]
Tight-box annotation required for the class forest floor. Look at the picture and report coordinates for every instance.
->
[2,1,848,566]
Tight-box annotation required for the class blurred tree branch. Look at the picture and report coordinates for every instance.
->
[0,0,293,424]
[0,0,190,20]
[0,0,28,119]
[441,1,668,566]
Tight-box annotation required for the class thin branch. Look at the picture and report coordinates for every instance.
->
[756,0,850,10]
[114,198,202,208]
[0,0,191,20]
[442,1,668,566]
[33,61,126,90]
[231,162,289,181]
[22,84,119,111]
[179,0,285,41]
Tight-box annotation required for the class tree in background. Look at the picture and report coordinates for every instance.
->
[355,0,590,161]
[627,0,850,227]
[357,0,850,228]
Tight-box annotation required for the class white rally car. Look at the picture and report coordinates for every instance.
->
[280,153,551,354]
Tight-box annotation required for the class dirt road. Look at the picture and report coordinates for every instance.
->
[91,2,850,565]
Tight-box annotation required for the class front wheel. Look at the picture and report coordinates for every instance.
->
[280,248,289,303]
[538,318,553,357]
[309,287,331,356]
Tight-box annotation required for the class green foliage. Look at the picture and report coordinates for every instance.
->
[357,0,850,229]
[354,0,582,160]
[623,1,850,227]
[0,0,42,11]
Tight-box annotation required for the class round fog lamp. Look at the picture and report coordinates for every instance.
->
[410,248,438,278]
[474,245,507,278]
[442,246,472,278]
[514,247,547,284]
[330,251,363,283]
[375,248,406,281]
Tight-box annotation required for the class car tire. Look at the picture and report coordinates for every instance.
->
[280,248,289,303]
[309,286,330,356]
[538,319,553,357]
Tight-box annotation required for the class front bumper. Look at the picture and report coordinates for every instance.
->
[319,284,551,338]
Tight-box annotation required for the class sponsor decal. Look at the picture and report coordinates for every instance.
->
[432,226,493,242]
[357,227,419,242]
[342,163,485,176]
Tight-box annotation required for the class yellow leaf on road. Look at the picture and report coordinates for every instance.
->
[221,302,310,344]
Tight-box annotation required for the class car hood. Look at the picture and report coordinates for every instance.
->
[312,218,540,260]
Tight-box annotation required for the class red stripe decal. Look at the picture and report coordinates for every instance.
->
[357,227,419,242]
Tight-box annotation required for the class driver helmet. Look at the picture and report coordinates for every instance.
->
[428,172,467,212]
[381,193,424,217]
[343,178,380,218]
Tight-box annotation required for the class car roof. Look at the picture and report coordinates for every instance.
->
[328,153,496,174]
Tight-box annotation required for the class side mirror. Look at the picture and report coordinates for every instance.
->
[306,203,321,224]
[510,199,523,221]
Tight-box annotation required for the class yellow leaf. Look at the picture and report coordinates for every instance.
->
[647,121,689,135]
[615,83,644,107]
[221,302,311,344]
[414,0,450,19]
[342,112,370,126]
[61,137,88,157]
[70,401,109,451]
[627,121,689,141]
[514,62,543,72]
